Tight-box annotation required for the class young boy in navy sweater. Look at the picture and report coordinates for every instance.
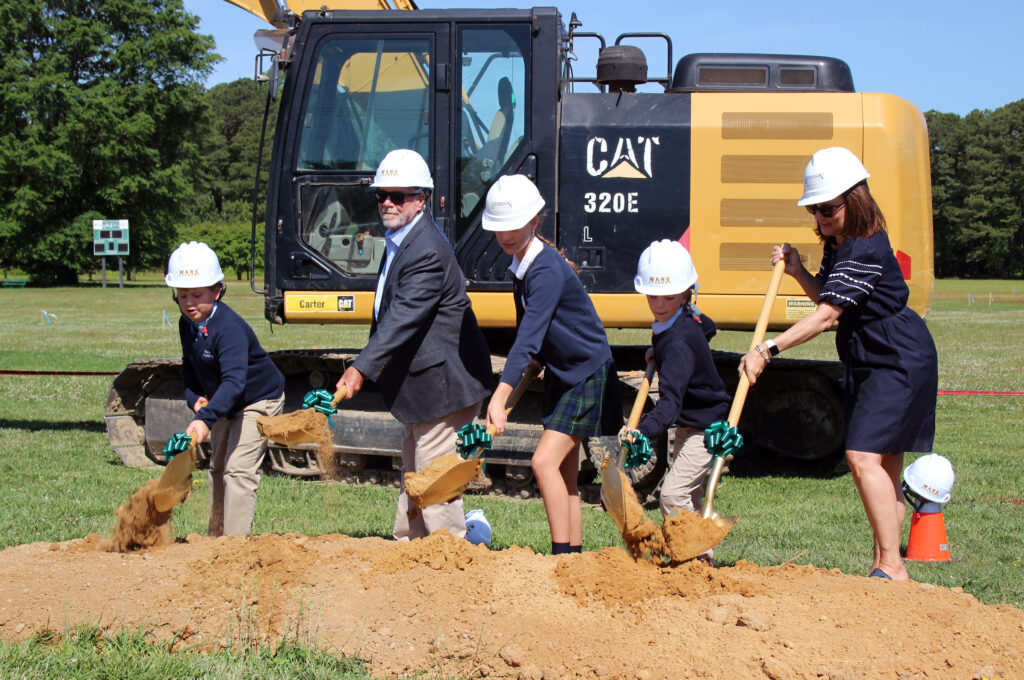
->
[481,175,621,554]
[166,241,285,536]
[624,240,730,530]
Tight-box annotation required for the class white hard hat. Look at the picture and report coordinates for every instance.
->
[165,241,224,288]
[371,149,433,189]
[903,454,955,504]
[482,174,545,231]
[634,239,697,295]
[797,147,870,206]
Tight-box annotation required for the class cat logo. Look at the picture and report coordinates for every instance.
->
[586,136,660,179]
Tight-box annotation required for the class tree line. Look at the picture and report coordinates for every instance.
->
[1,0,1021,284]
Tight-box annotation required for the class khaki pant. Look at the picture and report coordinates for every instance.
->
[660,426,712,518]
[208,394,285,536]
[393,401,481,541]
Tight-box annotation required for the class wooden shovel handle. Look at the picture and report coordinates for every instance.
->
[329,385,348,407]
[626,360,658,431]
[484,360,543,439]
[727,259,786,427]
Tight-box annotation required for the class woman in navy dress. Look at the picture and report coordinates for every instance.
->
[739,147,937,581]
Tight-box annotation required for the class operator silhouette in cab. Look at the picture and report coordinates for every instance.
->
[335,149,493,541]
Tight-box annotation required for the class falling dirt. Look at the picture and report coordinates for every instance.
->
[663,511,732,563]
[2,530,1022,678]
[618,467,670,563]
[98,479,174,553]
[404,454,481,508]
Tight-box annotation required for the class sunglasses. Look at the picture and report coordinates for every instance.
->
[375,190,423,205]
[805,200,846,218]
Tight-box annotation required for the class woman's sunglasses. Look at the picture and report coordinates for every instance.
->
[375,190,423,205]
[805,201,845,218]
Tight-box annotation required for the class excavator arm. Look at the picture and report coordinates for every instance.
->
[224,0,417,27]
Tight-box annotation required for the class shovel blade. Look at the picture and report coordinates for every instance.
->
[256,409,328,447]
[663,508,737,563]
[407,458,483,508]
[599,458,627,534]
[152,445,196,512]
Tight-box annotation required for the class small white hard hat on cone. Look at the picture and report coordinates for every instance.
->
[903,453,955,504]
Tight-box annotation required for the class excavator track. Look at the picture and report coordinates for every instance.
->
[104,348,845,503]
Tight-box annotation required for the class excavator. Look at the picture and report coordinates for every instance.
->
[105,0,933,501]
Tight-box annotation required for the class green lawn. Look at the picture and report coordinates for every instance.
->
[0,277,1021,677]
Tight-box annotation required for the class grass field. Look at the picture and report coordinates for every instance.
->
[0,277,1022,677]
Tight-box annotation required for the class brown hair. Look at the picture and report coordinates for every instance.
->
[526,213,581,275]
[815,181,887,244]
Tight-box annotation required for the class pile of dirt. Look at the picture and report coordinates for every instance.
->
[2,530,1022,678]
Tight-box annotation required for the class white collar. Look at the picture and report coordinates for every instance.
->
[509,236,544,279]
[651,307,684,335]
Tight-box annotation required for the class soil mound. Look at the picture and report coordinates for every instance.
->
[1,531,1022,679]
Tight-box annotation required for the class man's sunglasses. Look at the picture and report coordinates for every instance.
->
[805,201,845,218]
[375,190,423,205]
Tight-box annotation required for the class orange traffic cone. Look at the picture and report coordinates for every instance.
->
[905,503,951,562]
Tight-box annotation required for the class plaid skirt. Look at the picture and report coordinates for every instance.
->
[543,357,622,437]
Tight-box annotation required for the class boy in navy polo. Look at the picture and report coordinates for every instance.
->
[624,240,730,540]
[166,241,285,536]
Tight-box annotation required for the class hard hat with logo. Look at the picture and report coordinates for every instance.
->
[482,174,546,232]
[165,241,224,288]
[371,149,434,189]
[902,453,955,504]
[797,146,871,206]
[634,239,697,295]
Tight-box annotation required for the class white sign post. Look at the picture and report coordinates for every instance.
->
[92,219,129,288]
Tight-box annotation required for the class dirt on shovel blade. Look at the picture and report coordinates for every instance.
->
[404,454,481,507]
[616,468,671,563]
[663,511,732,563]
[257,409,337,478]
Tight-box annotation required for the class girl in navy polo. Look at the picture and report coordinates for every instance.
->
[482,175,621,555]
[739,148,937,581]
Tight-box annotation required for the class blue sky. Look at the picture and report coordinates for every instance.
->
[185,0,1022,116]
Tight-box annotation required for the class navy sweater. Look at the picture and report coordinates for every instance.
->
[637,311,730,438]
[502,245,611,387]
[178,302,285,428]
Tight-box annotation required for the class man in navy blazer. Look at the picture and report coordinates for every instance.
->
[337,149,492,540]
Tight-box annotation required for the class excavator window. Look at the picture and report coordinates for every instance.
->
[455,24,530,237]
[295,36,432,172]
[293,34,433,277]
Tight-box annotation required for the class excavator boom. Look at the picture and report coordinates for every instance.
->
[223,0,417,27]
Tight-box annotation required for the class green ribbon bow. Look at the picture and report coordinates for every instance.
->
[456,423,492,459]
[162,432,192,459]
[619,429,653,469]
[703,420,744,459]
[302,389,337,416]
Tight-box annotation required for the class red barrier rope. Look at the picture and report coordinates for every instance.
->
[938,389,1024,396]
[0,370,119,376]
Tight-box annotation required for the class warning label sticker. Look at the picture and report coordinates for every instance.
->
[785,299,816,320]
